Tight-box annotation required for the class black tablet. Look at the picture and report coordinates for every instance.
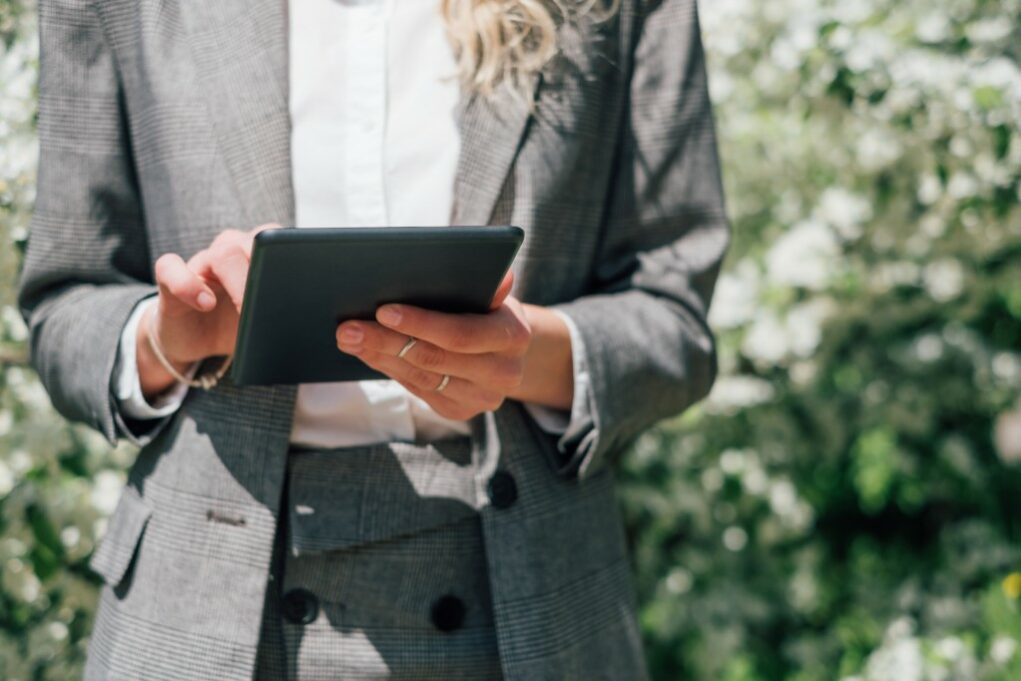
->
[230,226,524,386]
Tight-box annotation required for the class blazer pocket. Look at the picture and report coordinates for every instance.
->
[89,485,153,588]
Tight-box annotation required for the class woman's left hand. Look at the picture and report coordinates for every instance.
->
[335,273,533,421]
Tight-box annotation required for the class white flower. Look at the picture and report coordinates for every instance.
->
[946,172,978,199]
[48,621,69,642]
[743,312,790,364]
[59,526,81,549]
[786,299,835,358]
[972,57,1021,96]
[769,479,799,517]
[917,174,942,205]
[845,30,894,72]
[922,259,965,302]
[912,334,944,363]
[789,568,819,612]
[789,360,817,386]
[709,259,761,330]
[872,261,921,292]
[1,305,28,342]
[816,188,872,240]
[916,14,950,43]
[701,468,724,493]
[742,462,768,496]
[665,568,693,595]
[706,375,776,414]
[935,636,965,661]
[720,448,748,475]
[989,635,1017,665]
[0,460,14,497]
[4,564,42,605]
[856,128,902,171]
[830,2,873,25]
[767,221,841,290]
[722,526,748,551]
[994,403,1021,465]
[992,353,1021,384]
[864,618,924,681]
[966,18,1014,44]
[8,449,31,474]
[91,471,125,516]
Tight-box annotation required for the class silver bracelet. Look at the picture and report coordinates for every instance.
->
[145,312,232,390]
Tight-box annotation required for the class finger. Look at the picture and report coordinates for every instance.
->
[336,321,524,390]
[206,253,249,312]
[154,253,217,314]
[253,222,282,237]
[490,270,514,310]
[248,223,282,255]
[189,231,252,312]
[353,347,504,414]
[394,378,474,422]
[375,303,530,355]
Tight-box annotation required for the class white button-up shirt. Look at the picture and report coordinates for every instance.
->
[112,0,590,447]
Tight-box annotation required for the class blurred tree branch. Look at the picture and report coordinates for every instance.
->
[0,347,29,366]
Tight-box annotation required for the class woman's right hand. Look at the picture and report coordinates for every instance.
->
[136,224,279,399]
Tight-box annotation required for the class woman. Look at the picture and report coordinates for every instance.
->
[19,0,728,677]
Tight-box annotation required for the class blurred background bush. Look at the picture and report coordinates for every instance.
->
[1,0,1019,678]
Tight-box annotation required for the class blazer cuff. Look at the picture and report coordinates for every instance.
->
[520,309,594,437]
[113,295,194,419]
[109,295,195,446]
[520,308,601,478]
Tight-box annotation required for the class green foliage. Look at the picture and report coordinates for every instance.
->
[0,0,1019,678]
[0,2,138,677]
[619,0,1021,679]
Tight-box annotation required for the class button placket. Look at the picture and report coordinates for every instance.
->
[430,594,466,632]
[281,588,320,625]
[343,1,388,227]
[487,471,519,510]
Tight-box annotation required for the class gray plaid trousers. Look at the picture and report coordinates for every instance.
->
[254,439,503,680]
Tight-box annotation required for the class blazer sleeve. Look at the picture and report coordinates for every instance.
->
[549,0,730,478]
[17,0,160,446]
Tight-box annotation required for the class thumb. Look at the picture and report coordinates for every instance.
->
[490,270,514,310]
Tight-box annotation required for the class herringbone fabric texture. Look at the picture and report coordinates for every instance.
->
[18,0,729,678]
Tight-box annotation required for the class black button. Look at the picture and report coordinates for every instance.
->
[281,588,319,625]
[487,470,518,509]
[431,594,466,632]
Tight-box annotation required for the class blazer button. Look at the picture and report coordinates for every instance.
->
[281,588,319,625]
[487,470,518,509]
[430,594,466,632]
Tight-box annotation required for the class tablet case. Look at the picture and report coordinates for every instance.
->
[230,226,524,385]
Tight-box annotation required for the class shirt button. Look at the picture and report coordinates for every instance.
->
[281,588,319,625]
[487,471,518,510]
[430,594,466,632]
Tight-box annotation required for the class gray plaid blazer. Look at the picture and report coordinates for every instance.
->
[18,0,728,678]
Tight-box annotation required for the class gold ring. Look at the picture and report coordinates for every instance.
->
[434,374,451,393]
[397,336,417,359]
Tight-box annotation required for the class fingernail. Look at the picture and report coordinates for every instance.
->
[339,325,363,345]
[197,291,215,310]
[378,306,402,326]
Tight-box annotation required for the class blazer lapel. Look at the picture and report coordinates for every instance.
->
[178,0,295,227]
[450,78,539,226]
[177,0,297,445]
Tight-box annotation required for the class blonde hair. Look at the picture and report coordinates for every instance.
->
[440,0,615,101]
